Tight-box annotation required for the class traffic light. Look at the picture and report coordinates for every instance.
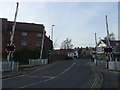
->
[104,47,113,54]
[6,44,15,53]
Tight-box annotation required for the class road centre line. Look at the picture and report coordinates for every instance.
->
[17,61,76,89]
[21,75,55,79]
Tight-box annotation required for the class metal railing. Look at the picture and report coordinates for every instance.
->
[94,59,120,71]
[29,59,48,65]
[0,61,19,72]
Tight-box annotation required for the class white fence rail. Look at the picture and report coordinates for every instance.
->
[94,59,120,71]
[29,59,48,65]
[108,61,120,71]
[0,61,19,72]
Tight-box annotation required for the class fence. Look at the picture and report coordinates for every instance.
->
[94,59,120,71]
[108,61,120,71]
[0,61,19,72]
[29,59,48,65]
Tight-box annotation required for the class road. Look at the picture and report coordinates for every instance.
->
[3,59,100,89]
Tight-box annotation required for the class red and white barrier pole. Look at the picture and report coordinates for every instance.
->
[7,2,19,62]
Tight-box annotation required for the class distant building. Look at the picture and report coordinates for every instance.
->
[1,18,53,59]
[97,39,120,61]
[54,49,78,59]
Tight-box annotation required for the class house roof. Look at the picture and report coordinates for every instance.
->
[7,21,44,32]
[97,39,120,47]
[97,40,107,47]
[1,18,44,32]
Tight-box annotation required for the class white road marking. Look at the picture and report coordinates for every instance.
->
[18,61,76,88]
[23,75,55,79]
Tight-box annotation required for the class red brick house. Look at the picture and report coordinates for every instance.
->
[1,18,53,59]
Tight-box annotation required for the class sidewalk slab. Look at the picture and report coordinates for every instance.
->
[90,62,120,88]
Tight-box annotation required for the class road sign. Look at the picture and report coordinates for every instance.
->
[6,44,16,53]
[104,47,113,54]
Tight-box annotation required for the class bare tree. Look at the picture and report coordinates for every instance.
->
[53,38,58,49]
[60,38,73,49]
[104,32,115,41]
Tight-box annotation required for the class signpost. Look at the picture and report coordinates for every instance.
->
[6,44,16,53]
[104,46,113,54]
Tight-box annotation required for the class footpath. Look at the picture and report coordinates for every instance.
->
[89,61,120,89]
[1,62,58,79]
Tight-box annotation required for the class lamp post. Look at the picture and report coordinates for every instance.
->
[51,25,55,49]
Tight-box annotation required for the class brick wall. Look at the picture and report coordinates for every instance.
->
[48,54,70,63]
[2,18,53,60]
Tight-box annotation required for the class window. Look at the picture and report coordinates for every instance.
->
[37,42,41,47]
[10,31,12,35]
[116,42,120,47]
[22,32,28,36]
[36,33,42,37]
[22,41,27,46]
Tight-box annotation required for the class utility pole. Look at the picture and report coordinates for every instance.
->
[40,28,45,59]
[7,2,19,61]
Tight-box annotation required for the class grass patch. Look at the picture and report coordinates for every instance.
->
[19,65,35,70]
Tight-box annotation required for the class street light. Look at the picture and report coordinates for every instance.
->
[51,25,55,41]
[51,25,55,49]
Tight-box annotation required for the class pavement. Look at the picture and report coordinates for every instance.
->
[89,62,120,88]
[2,62,58,79]
[2,59,120,89]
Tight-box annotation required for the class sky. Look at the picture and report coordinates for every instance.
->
[0,1,118,49]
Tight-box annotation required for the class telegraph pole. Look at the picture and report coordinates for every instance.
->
[7,2,19,61]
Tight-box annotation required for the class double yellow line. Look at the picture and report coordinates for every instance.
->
[90,71,103,89]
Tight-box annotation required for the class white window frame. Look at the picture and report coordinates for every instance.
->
[22,41,27,46]
[22,32,28,36]
[36,33,42,38]
[37,42,41,47]
[10,31,12,35]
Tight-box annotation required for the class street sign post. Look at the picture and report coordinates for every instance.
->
[6,44,16,53]
[104,46,113,69]
[104,47,113,54]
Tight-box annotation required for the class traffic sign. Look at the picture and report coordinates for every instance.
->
[6,44,16,53]
[104,47,113,54]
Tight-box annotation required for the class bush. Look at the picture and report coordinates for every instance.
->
[13,48,46,65]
